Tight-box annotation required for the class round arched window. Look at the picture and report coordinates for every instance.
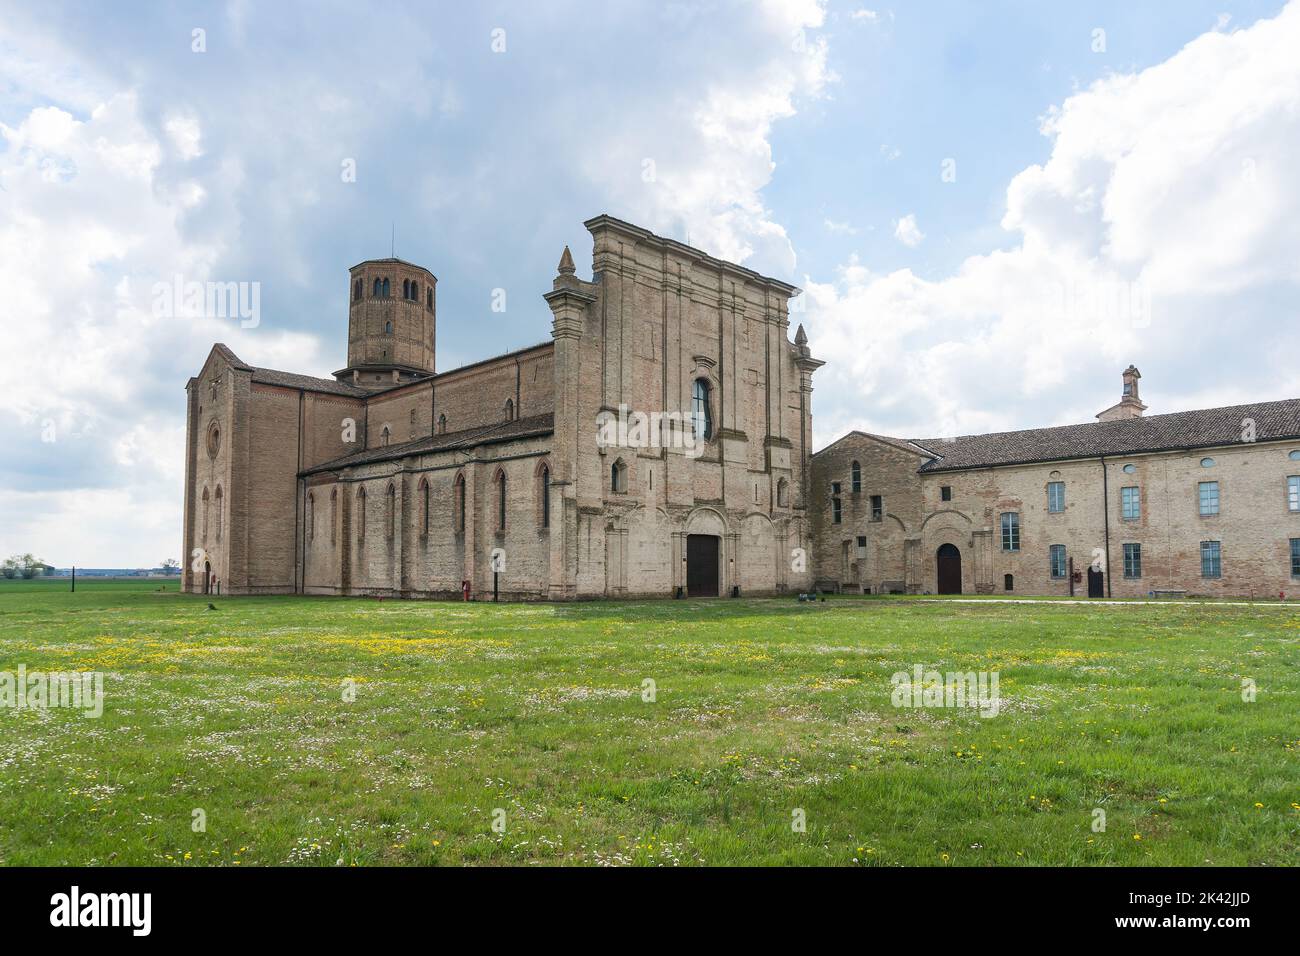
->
[1200,457,1215,468]
[1289,450,1300,461]
[1122,463,1136,474]
[206,422,221,459]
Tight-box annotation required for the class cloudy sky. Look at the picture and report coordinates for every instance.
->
[3,0,1299,566]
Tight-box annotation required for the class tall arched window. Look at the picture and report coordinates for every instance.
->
[385,483,396,540]
[611,458,628,493]
[692,378,713,441]
[437,413,447,434]
[373,278,381,296]
[201,487,210,539]
[330,488,338,544]
[538,462,551,529]
[380,425,391,447]
[495,468,507,531]
[307,492,315,541]
[504,398,514,421]
[353,279,361,301]
[384,320,392,335]
[214,486,224,542]
[381,278,390,297]
[418,477,430,536]
[851,460,862,493]
[426,289,433,309]
[777,477,789,508]
[453,472,466,534]
[356,486,366,540]
[411,281,419,301]
[402,279,410,299]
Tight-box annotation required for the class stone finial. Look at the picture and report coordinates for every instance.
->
[794,323,808,346]
[558,245,576,276]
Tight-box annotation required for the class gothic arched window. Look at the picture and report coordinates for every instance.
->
[330,487,338,544]
[356,486,366,540]
[385,483,395,540]
[382,278,390,297]
[380,425,391,447]
[402,279,410,299]
[611,458,628,494]
[214,485,224,542]
[504,398,514,422]
[411,281,418,301]
[373,278,381,297]
[307,492,315,541]
[437,413,447,434]
[201,486,210,539]
[691,378,713,441]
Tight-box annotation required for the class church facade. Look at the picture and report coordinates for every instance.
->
[183,215,1300,601]
[183,215,822,600]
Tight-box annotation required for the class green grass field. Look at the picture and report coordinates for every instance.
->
[0,577,1296,866]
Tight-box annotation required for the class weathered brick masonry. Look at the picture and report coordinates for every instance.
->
[184,217,1300,600]
[184,215,821,599]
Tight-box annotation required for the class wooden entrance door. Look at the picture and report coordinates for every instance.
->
[686,534,720,597]
[1087,567,1104,598]
[936,544,962,594]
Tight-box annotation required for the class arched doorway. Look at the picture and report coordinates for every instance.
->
[936,544,962,594]
[203,561,211,595]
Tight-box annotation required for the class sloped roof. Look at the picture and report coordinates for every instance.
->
[302,412,554,475]
[207,344,369,397]
[911,398,1300,472]
[250,367,370,397]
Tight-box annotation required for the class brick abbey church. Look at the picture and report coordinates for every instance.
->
[184,215,1300,600]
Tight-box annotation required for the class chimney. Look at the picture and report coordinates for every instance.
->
[1096,365,1148,421]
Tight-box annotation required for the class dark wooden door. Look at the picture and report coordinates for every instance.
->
[936,544,962,594]
[1087,567,1104,598]
[686,534,720,597]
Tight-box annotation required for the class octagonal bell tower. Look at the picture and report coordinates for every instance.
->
[335,258,437,389]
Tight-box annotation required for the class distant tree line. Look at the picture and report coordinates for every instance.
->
[2,554,53,579]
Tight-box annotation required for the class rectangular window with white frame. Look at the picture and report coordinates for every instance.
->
[1000,512,1020,552]
[1121,485,1140,520]
[1198,481,1219,516]
[1049,544,1066,578]
[1288,475,1300,512]
[1047,481,1065,513]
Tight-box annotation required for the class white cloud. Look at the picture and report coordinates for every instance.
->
[893,213,924,247]
[809,1,1300,447]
